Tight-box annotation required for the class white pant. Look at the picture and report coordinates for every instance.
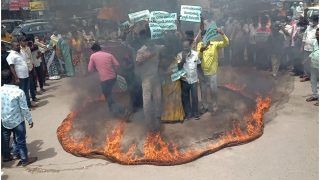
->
[142,76,162,122]
[201,74,218,110]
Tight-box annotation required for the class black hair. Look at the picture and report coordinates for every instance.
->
[185,30,195,39]
[139,29,147,37]
[11,40,19,46]
[182,38,193,46]
[18,36,27,42]
[2,71,12,85]
[91,43,101,52]
[311,15,319,23]
[201,30,207,37]
[261,15,269,25]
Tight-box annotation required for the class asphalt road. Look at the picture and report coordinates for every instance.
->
[1,76,318,180]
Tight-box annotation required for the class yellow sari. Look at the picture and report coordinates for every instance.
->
[161,62,185,122]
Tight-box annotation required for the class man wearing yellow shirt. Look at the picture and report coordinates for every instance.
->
[197,28,229,113]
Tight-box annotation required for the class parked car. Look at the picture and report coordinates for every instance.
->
[12,22,53,38]
[24,19,47,24]
[2,19,23,34]
[306,6,319,19]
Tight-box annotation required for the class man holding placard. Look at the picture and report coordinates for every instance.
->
[177,39,201,120]
[197,28,229,113]
[135,39,164,130]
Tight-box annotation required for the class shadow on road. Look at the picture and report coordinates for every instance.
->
[44,85,61,92]
[39,94,55,100]
[2,175,8,180]
[36,100,49,108]
[28,140,57,161]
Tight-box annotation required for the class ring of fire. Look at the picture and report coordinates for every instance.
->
[57,67,294,166]
[57,90,271,166]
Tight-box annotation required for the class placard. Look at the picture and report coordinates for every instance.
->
[149,23,164,39]
[180,5,202,23]
[150,11,177,30]
[9,0,20,11]
[202,22,219,44]
[171,69,187,81]
[128,10,150,23]
[29,1,46,11]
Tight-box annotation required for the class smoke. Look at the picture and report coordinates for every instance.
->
[57,0,299,163]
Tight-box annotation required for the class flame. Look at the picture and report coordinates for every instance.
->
[224,83,246,92]
[57,112,93,156]
[103,121,138,164]
[57,97,271,165]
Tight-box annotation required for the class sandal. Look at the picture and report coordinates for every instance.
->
[194,115,201,120]
[300,77,310,82]
[17,157,38,167]
[2,156,13,162]
[306,97,318,102]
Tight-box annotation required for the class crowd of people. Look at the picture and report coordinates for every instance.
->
[1,1,319,166]
[219,7,319,106]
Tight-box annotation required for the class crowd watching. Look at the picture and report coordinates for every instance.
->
[1,1,319,166]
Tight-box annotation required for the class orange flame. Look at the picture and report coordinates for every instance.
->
[57,97,271,165]
[57,112,93,156]
[224,83,246,92]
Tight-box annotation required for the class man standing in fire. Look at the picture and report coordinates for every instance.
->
[88,43,124,115]
[197,28,229,114]
[135,32,164,130]
[178,38,201,120]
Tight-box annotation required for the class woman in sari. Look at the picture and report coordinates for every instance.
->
[159,33,184,122]
[44,45,61,80]
[70,31,85,76]
[57,32,75,77]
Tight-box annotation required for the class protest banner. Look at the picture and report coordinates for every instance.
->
[180,5,202,23]
[20,0,29,10]
[128,10,150,23]
[149,23,164,39]
[150,11,177,30]
[171,69,187,82]
[9,0,20,11]
[119,21,133,30]
[202,22,219,44]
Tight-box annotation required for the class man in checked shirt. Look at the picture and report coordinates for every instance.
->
[1,73,37,166]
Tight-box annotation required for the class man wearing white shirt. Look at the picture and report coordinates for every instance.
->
[6,41,35,109]
[301,15,319,81]
[177,39,201,120]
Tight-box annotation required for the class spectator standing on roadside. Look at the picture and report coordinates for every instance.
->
[301,15,319,82]
[1,72,37,166]
[7,41,36,109]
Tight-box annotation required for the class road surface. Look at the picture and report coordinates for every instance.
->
[2,77,318,180]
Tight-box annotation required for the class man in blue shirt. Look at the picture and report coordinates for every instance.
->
[1,73,37,166]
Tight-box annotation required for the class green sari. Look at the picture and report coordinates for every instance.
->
[58,38,75,77]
